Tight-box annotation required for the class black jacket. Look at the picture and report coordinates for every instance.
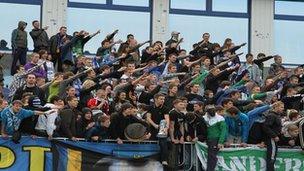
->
[57,106,81,138]
[109,113,148,140]
[185,117,207,142]
[281,94,304,111]
[253,56,274,70]
[138,85,161,105]
[262,111,282,139]
[13,85,45,105]
[30,28,49,52]
[76,118,94,138]
[205,69,233,94]
[185,93,205,111]
[50,33,63,55]
[194,41,213,58]
[165,39,179,58]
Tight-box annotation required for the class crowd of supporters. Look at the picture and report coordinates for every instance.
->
[0,20,303,170]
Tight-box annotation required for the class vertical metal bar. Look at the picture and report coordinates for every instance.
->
[206,0,212,13]
[149,0,153,44]
[248,0,251,53]
[107,0,112,5]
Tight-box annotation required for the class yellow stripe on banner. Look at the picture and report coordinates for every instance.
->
[67,148,82,171]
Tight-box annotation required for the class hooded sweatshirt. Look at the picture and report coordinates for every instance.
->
[11,21,27,49]
[203,114,226,144]
[225,112,249,142]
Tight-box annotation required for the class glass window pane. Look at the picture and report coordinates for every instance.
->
[69,0,106,4]
[275,1,304,16]
[170,0,206,10]
[169,14,248,60]
[67,8,150,53]
[274,20,304,64]
[212,0,247,13]
[112,0,149,7]
[0,3,40,51]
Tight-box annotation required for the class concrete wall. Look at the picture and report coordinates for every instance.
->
[42,0,68,36]
[152,0,169,44]
[251,0,274,66]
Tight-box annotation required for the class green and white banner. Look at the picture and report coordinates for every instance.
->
[195,141,304,171]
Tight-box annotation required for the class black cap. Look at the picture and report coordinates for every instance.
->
[82,107,92,114]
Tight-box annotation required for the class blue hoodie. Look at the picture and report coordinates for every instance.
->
[225,105,271,143]
[1,107,34,135]
[225,112,249,143]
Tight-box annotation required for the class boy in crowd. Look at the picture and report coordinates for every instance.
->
[85,115,111,141]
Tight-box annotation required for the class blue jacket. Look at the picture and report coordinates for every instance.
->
[215,85,247,105]
[85,122,109,141]
[247,105,271,129]
[1,107,34,135]
[225,112,249,143]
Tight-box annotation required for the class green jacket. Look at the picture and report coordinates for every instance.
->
[72,36,92,57]
[191,70,209,86]
[203,114,227,144]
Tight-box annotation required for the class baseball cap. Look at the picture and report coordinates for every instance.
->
[12,100,24,106]
[171,31,180,36]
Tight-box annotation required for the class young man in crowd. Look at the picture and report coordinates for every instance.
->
[225,106,249,145]
[11,21,28,75]
[50,26,68,71]
[262,101,284,171]
[24,52,46,78]
[239,53,262,85]
[56,96,82,141]
[13,73,45,105]
[203,105,226,171]
[185,83,205,111]
[30,20,50,52]
[168,99,186,168]
[146,93,170,165]
[109,103,150,144]
[85,115,111,141]
[35,95,64,139]
[1,100,46,142]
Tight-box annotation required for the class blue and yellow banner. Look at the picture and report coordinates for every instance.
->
[53,140,162,171]
[0,137,52,171]
[0,137,161,171]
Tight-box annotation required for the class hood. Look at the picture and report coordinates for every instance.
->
[18,21,27,30]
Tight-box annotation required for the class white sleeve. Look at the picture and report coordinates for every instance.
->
[46,112,58,136]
